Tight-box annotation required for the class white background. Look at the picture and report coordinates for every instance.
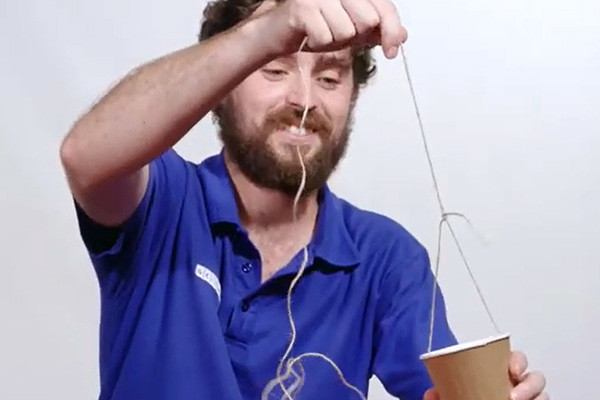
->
[1,0,598,398]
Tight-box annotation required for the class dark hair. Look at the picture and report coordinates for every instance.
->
[198,0,377,88]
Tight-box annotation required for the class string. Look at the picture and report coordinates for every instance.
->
[398,42,501,353]
[261,37,367,400]
[263,37,501,399]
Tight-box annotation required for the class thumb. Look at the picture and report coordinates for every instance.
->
[423,388,440,400]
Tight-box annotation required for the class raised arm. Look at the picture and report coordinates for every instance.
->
[59,15,278,226]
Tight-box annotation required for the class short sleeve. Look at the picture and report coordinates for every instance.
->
[372,245,457,400]
[74,148,189,293]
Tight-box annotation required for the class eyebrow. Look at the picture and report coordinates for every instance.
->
[314,54,353,70]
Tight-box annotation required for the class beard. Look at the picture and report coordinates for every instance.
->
[215,101,354,197]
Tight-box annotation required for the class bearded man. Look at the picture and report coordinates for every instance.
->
[59,0,548,399]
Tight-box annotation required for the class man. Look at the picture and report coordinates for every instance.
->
[59,0,548,399]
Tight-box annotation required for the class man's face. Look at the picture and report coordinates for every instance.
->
[216,49,357,197]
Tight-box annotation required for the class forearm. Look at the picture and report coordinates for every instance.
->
[61,17,275,189]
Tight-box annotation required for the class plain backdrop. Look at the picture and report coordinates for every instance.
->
[1,0,599,398]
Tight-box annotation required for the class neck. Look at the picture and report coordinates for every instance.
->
[223,151,319,232]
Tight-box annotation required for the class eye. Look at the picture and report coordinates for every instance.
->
[318,76,341,89]
[262,68,288,81]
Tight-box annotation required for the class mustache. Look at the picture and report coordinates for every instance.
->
[263,106,332,136]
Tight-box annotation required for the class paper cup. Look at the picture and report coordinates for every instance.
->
[419,333,513,400]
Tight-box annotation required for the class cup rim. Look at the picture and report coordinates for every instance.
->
[419,332,511,360]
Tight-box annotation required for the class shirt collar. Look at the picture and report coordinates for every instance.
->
[197,150,361,269]
[198,150,240,226]
[311,186,361,268]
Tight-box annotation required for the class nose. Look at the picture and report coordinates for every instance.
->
[285,72,317,115]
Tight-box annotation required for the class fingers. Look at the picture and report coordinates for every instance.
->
[340,0,380,35]
[318,0,381,51]
[511,371,547,400]
[533,393,550,400]
[368,0,407,58]
[302,8,333,49]
[319,0,357,43]
[288,0,407,56]
[508,351,528,386]
[509,350,529,381]
[423,388,440,400]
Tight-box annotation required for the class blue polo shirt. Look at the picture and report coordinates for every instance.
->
[75,148,457,400]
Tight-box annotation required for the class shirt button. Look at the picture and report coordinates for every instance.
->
[241,300,250,312]
[241,262,253,273]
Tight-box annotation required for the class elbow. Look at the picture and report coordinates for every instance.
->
[59,134,76,172]
[59,132,97,191]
